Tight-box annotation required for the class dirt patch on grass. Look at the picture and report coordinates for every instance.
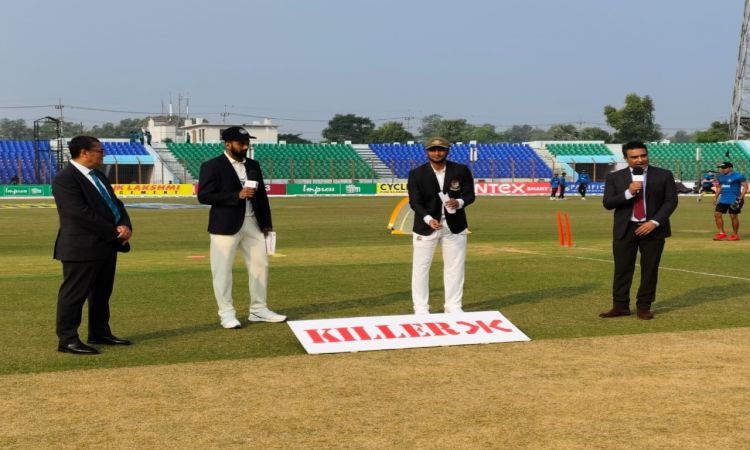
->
[1,328,748,449]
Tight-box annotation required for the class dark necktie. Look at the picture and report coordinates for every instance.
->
[89,171,121,223]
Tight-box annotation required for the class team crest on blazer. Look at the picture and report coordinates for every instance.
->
[449,180,461,192]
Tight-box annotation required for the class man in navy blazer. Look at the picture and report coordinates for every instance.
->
[53,136,133,354]
[198,126,285,329]
[407,137,475,315]
[601,141,677,320]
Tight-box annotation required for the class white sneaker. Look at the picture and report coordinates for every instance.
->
[414,308,430,315]
[444,308,464,314]
[248,310,287,323]
[221,318,242,329]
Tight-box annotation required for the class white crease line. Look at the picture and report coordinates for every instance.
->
[568,255,750,282]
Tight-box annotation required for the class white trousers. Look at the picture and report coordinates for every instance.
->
[209,216,269,322]
[411,225,467,314]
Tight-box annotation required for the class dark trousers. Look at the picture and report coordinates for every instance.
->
[559,187,566,198]
[56,253,117,345]
[550,187,558,197]
[578,184,587,197]
[612,222,665,311]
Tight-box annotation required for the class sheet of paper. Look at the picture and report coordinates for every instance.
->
[265,231,276,255]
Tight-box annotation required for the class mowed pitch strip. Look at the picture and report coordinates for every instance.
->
[1,327,747,449]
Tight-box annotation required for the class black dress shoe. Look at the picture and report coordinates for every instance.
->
[58,341,99,355]
[88,335,132,345]
[599,308,631,318]
[637,309,654,320]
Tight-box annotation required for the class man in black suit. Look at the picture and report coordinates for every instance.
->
[407,137,475,315]
[52,136,133,355]
[601,141,678,320]
[198,126,285,329]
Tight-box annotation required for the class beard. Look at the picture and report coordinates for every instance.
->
[231,148,248,159]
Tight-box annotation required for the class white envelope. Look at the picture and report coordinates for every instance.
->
[438,192,456,214]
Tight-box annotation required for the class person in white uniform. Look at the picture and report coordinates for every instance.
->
[407,137,475,315]
[198,126,286,329]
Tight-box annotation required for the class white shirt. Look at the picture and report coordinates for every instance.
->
[70,160,101,190]
[224,152,254,217]
[624,166,659,226]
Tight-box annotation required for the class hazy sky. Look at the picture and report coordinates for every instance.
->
[0,0,744,140]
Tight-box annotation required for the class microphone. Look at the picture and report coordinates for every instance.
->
[632,167,644,195]
[245,170,259,189]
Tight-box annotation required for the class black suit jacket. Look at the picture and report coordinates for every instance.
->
[52,164,131,261]
[407,160,475,236]
[197,154,272,235]
[603,165,678,240]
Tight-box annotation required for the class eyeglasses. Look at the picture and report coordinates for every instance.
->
[426,148,448,152]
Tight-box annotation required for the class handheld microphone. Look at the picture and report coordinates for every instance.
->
[245,170,259,189]
[632,167,644,183]
[632,167,644,195]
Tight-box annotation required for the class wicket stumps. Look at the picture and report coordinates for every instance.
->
[556,211,573,247]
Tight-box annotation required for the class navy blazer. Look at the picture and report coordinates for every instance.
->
[197,154,272,235]
[603,165,678,239]
[52,164,131,261]
[407,160,475,236]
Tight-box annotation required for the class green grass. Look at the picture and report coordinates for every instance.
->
[1,195,748,375]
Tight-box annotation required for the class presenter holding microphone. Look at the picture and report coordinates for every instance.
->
[198,126,286,329]
[601,141,677,320]
[407,137,475,315]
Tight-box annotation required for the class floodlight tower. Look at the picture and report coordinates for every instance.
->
[730,0,750,139]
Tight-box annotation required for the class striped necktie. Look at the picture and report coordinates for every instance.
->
[89,171,121,223]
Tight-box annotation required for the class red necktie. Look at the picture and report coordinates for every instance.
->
[633,192,646,221]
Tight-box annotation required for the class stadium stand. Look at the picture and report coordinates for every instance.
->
[370,143,553,179]
[547,143,613,157]
[646,142,750,179]
[102,142,150,157]
[0,140,55,184]
[254,144,377,180]
[167,143,223,179]
[166,143,377,180]
[0,140,152,184]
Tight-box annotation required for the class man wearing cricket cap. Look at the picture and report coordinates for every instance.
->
[198,126,286,329]
[407,137,475,315]
[713,161,748,241]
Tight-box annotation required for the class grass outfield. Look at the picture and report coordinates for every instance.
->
[0,195,748,375]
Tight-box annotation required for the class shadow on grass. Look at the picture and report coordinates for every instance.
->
[126,291,411,341]
[657,282,749,313]
[128,323,218,341]
[283,291,412,319]
[465,283,600,311]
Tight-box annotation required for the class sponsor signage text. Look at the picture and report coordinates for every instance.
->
[286,183,376,196]
[0,185,51,197]
[474,182,604,195]
[288,311,530,354]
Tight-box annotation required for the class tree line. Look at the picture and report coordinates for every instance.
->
[0,117,150,141]
[0,94,731,144]
[317,94,730,144]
